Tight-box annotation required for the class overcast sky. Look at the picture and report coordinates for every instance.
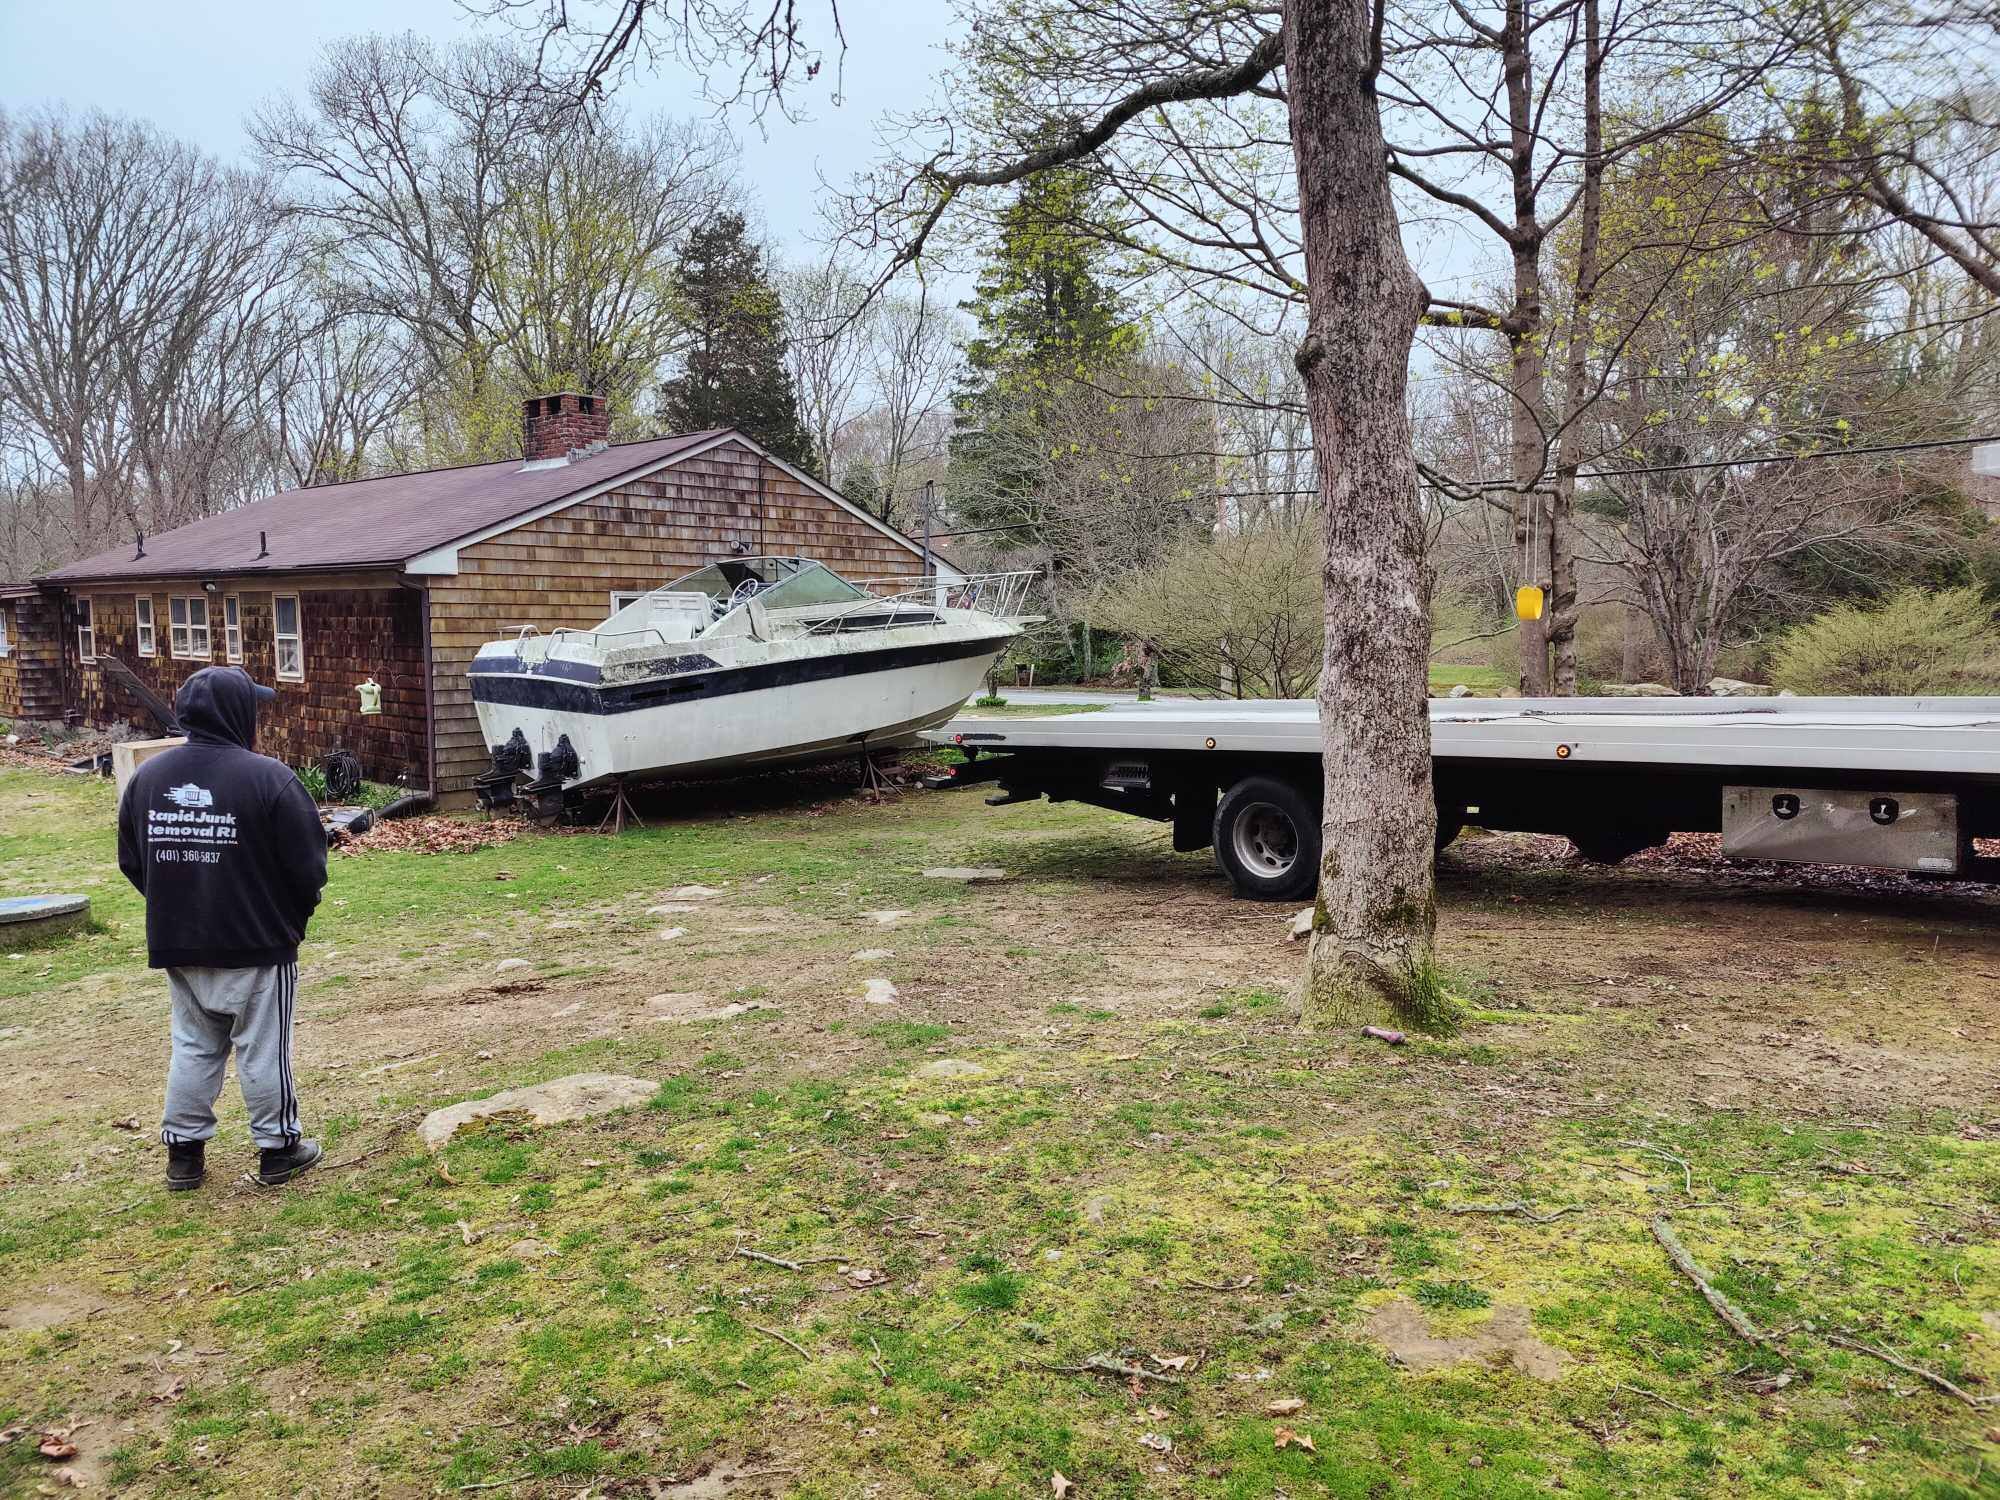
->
[0,0,957,263]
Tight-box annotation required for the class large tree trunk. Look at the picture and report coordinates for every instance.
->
[1286,0,1441,1030]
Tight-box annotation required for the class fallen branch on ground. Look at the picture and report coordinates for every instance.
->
[734,1247,852,1272]
[1181,1275,1256,1292]
[751,1324,814,1361]
[1446,1201,1585,1224]
[1613,1381,1704,1417]
[1035,1354,1184,1385]
[1650,1215,1767,1346]
[1827,1333,1993,1410]
[1622,1139,1695,1195]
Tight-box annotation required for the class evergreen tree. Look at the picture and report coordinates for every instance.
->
[950,168,1134,524]
[658,213,815,470]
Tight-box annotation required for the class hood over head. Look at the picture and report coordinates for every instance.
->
[175,666,278,749]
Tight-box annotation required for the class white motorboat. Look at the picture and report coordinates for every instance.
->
[468,556,1032,812]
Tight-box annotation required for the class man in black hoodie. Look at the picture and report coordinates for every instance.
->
[118,666,328,1190]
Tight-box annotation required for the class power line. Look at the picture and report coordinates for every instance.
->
[931,433,2000,532]
[1435,433,2000,493]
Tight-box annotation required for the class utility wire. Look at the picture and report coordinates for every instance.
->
[1439,432,2000,493]
[930,433,2000,533]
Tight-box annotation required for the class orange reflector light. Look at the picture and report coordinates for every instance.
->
[1556,743,1571,759]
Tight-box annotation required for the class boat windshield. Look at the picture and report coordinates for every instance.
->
[662,557,873,615]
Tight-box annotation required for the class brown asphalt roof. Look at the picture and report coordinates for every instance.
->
[40,431,725,585]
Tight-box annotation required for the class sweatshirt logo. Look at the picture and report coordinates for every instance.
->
[164,783,215,809]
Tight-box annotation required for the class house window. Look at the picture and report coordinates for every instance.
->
[76,598,95,661]
[610,590,649,615]
[224,595,242,663]
[273,594,304,681]
[169,595,211,660]
[0,605,10,658]
[135,596,156,657]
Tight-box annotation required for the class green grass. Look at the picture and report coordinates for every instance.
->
[0,765,1994,1498]
[1428,663,1511,693]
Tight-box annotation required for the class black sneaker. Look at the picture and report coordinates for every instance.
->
[166,1142,206,1192]
[257,1138,323,1187]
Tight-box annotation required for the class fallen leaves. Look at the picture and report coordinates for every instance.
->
[38,1435,78,1460]
[1266,1397,1306,1417]
[1273,1427,1317,1453]
[1138,1432,1172,1453]
[335,816,526,857]
[1050,1471,1074,1497]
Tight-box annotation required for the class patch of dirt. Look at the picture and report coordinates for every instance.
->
[1364,1296,1573,1380]
[0,1285,107,1332]
[652,1458,800,1496]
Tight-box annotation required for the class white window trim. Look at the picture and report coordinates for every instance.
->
[169,594,212,661]
[76,597,95,662]
[135,596,156,657]
[0,604,11,658]
[223,594,243,663]
[273,593,304,682]
[610,590,650,614]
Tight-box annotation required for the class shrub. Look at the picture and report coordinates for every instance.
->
[1768,587,2000,696]
[295,764,330,802]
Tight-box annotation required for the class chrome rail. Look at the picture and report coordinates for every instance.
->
[808,570,1039,636]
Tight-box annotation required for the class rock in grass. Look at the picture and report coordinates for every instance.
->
[418,1073,659,1151]
[851,949,894,962]
[494,957,531,974]
[665,884,723,900]
[914,1058,988,1081]
[861,910,912,926]
[922,867,1007,881]
[1288,908,1313,941]
[863,978,899,1005]
[655,927,688,942]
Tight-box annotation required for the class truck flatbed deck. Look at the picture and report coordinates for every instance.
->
[926,696,2000,899]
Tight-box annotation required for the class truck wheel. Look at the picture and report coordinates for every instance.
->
[1569,826,1668,865]
[1213,776,1320,901]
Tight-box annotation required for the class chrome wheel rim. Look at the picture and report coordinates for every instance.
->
[1231,802,1298,880]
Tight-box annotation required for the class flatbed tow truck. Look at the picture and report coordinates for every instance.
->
[926,696,2000,900]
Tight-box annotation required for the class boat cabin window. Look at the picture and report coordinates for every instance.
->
[595,559,877,645]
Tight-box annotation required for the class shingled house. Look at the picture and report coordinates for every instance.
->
[24,394,942,800]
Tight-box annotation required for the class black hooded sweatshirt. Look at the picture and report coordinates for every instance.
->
[117,667,328,969]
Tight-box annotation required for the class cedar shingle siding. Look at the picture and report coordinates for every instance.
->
[0,593,63,721]
[59,581,429,783]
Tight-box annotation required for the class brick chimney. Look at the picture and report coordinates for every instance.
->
[522,392,610,461]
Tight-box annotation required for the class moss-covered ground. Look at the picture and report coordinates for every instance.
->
[1,765,1996,1498]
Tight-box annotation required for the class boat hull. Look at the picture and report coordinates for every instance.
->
[471,630,1007,788]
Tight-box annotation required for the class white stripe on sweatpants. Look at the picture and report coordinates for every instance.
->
[160,963,303,1150]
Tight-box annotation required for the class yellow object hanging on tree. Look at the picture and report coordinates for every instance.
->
[1515,584,1545,622]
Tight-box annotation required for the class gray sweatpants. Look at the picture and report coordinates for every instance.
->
[160,964,303,1150]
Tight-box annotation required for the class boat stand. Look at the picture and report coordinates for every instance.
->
[857,743,899,796]
[596,776,646,834]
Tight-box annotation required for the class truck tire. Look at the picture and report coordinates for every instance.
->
[1569,826,1668,865]
[1213,775,1320,901]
